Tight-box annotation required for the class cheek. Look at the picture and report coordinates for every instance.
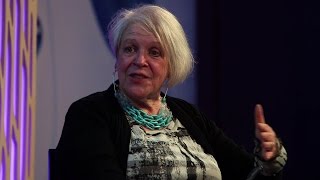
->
[160,62,169,78]
[152,65,169,83]
[117,58,130,71]
[116,60,126,79]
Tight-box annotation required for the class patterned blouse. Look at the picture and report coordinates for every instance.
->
[126,118,222,180]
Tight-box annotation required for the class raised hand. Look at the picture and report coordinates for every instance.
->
[255,104,278,161]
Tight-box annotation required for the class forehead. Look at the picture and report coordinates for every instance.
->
[122,24,159,42]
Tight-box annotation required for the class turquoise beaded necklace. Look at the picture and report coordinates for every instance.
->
[115,87,173,130]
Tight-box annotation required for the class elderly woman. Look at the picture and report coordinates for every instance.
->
[56,5,287,180]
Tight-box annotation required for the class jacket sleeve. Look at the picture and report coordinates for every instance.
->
[55,100,126,180]
[170,97,282,180]
[196,110,283,180]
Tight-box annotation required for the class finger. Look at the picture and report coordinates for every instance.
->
[260,141,277,161]
[256,123,274,133]
[263,151,276,161]
[255,104,266,124]
[261,142,276,151]
[256,131,275,142]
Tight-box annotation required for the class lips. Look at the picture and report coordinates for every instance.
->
[129,72,149,79]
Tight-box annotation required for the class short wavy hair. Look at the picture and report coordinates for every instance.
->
[107,5,194,87]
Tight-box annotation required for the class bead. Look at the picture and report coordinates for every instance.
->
[115,90,173,130]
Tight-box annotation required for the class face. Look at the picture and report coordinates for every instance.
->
[116,24,169,102]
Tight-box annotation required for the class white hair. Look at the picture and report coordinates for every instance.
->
[107,5,194,87]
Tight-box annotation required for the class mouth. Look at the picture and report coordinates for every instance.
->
[129,73,149,79]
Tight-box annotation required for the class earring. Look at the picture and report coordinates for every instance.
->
[161,79,170,103]
[162,87,169,103]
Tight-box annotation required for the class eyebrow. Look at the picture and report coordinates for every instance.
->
[121,38,162,47]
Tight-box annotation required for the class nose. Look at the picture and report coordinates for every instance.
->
[133,51,148,67]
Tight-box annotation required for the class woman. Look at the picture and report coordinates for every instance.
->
[56,5,287,180]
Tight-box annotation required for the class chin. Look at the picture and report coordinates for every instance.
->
[124,86,150,99]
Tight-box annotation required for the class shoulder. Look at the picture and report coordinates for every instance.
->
[166,95,208,131]
[74,90,108,106]
[61,85,126,135]
[166,96,201,118]
[165,95,222,141]
[68,85,121,114]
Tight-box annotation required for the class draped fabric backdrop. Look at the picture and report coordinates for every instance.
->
[197,0,320,179]
[0,0,38,179]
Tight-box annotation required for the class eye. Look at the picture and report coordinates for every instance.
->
[149,48,161,57]
[123,46,136,54]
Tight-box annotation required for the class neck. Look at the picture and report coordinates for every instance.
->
[120,91,162,115]
[132,97,162,115]
[114,86,173,130]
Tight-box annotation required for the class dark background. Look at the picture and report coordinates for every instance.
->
[198,0,320,179]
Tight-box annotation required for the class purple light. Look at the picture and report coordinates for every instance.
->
[0,164,2,180]
[0,0,5,74]
[1,149,6,179]
[29,16,33,95]
[5,30,12,145]
[10,132,17,180]
[14,0,21,124]
[28,107,31,176]
[29,19,33,176]
[1,1,35,179]
[19,59,27,180]
[0,88,1,138]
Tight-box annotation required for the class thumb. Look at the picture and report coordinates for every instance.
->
[255,104,266,125]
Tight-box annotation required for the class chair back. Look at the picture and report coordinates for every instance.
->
[48,149,57,180]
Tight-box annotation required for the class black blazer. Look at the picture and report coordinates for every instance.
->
[56,84,282,180]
